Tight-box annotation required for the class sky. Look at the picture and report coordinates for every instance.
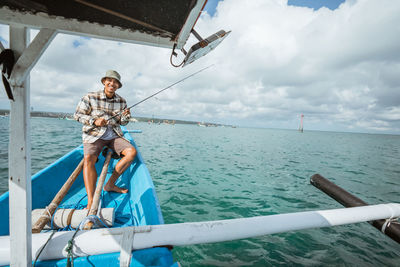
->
[287,0,345,10]
[1,0,400,134]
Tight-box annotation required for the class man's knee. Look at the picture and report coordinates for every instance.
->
[84,154,97,167]
[122,147,136,162]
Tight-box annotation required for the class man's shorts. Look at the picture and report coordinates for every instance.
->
[83,137,134,157]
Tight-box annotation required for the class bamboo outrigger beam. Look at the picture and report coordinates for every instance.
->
[32,159,84,233]
[1,203,399,264]
[84,150,113,230]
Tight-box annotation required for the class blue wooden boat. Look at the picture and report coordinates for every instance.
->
[0,128,177,266]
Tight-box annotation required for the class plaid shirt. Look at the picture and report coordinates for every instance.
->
[74,89,131,143]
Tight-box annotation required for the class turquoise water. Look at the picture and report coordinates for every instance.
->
[0,117,399,266]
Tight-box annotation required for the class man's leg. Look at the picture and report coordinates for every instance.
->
[83,140,105,209]
[104,144,136,193]
[83,154,98,209]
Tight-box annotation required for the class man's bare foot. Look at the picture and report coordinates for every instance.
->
[104,184,128,193]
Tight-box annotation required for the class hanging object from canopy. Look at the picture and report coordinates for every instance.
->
[171,29,231,67]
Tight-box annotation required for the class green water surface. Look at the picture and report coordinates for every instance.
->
[0,117,399,266]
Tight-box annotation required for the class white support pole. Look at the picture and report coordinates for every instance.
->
[9,25,32,267]
[10,28,57,87]
[7,26,56,267]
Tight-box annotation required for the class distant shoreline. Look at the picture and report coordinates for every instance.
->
[0,109,235,128]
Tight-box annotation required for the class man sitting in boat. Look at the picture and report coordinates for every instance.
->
[74,70,137,209]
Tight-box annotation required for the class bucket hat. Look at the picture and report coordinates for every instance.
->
[101,70,122,88]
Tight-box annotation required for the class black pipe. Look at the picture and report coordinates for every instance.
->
[310,173,400,244]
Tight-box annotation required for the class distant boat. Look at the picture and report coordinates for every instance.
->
[162,120,175,125]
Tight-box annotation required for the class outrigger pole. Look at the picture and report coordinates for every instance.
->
[0,203,399,264]
[311,174,400,244]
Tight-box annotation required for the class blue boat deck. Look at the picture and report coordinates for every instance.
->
[0,129,177,266]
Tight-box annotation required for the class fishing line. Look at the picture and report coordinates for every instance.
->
[110,63,214,120]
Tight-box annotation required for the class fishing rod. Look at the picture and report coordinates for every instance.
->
[89,64,214,129]
[113,64,214,120]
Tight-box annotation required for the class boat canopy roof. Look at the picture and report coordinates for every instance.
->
[0,0,207,49]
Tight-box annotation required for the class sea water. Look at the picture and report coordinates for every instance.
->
[0,117,399,266]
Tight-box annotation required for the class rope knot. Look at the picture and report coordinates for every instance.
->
[381,217,399,234]
[66,240,73,252]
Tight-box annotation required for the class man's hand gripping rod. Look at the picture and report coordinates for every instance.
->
[87,64,214,130]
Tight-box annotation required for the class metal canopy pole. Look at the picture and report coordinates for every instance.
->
[9,25,31,267]
[8,26,57,266]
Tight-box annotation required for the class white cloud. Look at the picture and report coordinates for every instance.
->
[1,0,400,133]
